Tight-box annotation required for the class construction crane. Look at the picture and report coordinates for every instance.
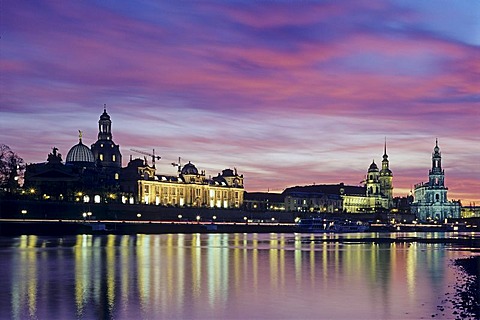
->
[130,149,161,167]
[171,157,182,173]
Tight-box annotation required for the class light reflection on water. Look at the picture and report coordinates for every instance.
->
[0,233,474,319]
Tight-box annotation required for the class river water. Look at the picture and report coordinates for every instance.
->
[0,232,477,319]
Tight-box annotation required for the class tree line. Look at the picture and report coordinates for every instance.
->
[0,144,24,195]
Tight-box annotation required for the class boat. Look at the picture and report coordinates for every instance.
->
[295,218,369,233]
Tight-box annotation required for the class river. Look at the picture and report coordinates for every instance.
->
[0,232,478,319]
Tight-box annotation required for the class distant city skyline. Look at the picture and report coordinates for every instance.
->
[1,1,479,204]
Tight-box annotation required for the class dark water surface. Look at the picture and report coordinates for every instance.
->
[0,232,477,319]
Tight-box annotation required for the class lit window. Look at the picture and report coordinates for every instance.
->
[112,155,116,162]
[99,154,104,161]
[115,173,119,180]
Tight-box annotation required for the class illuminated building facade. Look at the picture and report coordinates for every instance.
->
[411,139,460,221]
[124,158,244,208]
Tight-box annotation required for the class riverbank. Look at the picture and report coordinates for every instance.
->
[449,256,480,320]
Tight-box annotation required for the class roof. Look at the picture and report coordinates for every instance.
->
[66,141,95,163]
[244,192,284,202]
[283,184,366,196]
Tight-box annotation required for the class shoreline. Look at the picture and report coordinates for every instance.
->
[449,256,480,320]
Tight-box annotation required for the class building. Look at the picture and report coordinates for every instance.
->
[283,142,393,214]
[23,147,81,201]
[410,139,461,221]
[124,158,244,208]
[283,184,346,213]
[243,192,285,211]
[90,105,122,188]
[24,107,245,208]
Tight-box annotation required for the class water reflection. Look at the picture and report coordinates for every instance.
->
[0,233,474,319]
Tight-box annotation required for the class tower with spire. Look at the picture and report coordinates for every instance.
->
[379,139,393,208]
[411,139,460,221]
[90,105,122,184]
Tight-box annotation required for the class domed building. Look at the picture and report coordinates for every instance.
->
[66,131,95,167]
[128,158,244,208]
[181,162,199,175]
[341,142,393,214]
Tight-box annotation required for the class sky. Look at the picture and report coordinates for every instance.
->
[1,0,479,204]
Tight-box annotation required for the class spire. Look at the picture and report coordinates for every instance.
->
[104,103,107,113]
[433,138,440,154]
[78,130,83,143]
[383,137,388,160]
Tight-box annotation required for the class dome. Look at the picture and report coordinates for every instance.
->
[66,140,95,164]
[181,161,198,175]
[100,107,111,121]
[368,160,378,171]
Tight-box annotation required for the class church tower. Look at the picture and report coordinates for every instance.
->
[411,139,460,221]
[379,139,393,207]
[366,160,380,196]
[429,139,445,188]
[427,139,447,201]
[91,105,122,184]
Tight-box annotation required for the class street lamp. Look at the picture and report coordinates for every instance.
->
[244,216,248,224]
[137,213,142,219]
[21,209,27,221]
[82,212,87,221]
[196,215,200,223]
[87,211,92,221]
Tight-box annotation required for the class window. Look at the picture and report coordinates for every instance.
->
[115,173,119,180]
[112,154,116,162]
[99,154,104,161]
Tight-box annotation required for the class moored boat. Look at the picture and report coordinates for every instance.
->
[296,218,369,233]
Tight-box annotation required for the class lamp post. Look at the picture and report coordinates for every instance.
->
[82,212,87,222]
[21,209,27,221]
[87,211,92,221]
[196,215,200,224]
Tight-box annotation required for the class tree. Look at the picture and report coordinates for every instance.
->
[0,144,25,194]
